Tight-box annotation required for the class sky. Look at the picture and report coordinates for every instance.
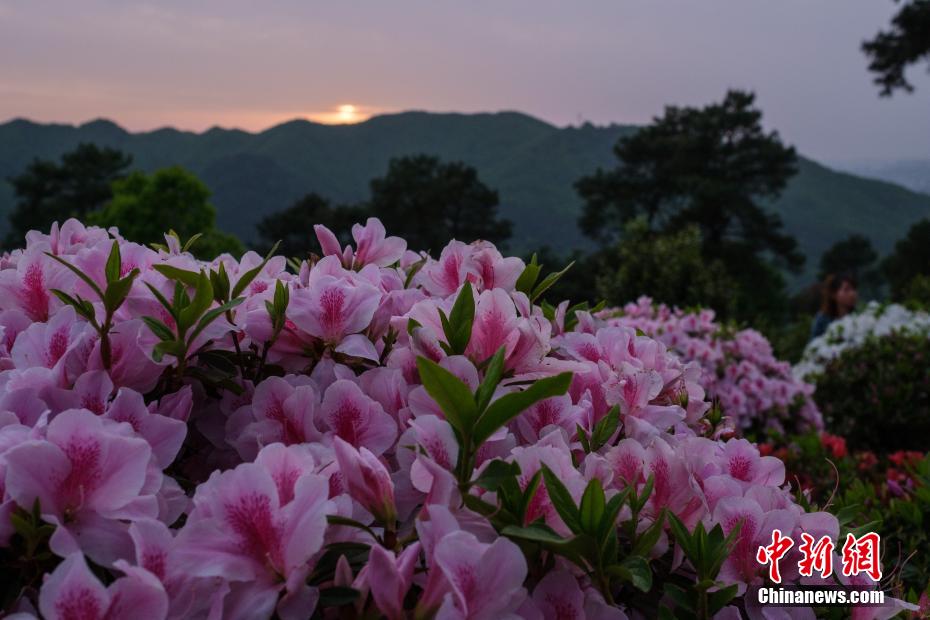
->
[1,0,928,162]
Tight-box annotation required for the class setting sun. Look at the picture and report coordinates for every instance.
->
[307,103,372,125]
[337,104,357,122]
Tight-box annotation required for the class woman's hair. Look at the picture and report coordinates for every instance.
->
[820,272,858,318]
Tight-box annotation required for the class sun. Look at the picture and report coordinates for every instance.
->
[337,104,358,123]
[307,104,370,125]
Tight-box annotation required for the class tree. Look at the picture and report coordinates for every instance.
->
[5,143,132,246]
[882,218,930,300]
[596,218,738,318]
[862,0,930,96]
[368,155,511,252]
[256,193,370,258]
[91,166,243,258]
[576,90,802,320]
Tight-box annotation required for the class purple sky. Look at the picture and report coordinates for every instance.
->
[1,0,928,161]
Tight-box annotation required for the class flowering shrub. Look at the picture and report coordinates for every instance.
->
[794,301,930,380]
[768,432,930,604]
[0,219,908,619]
[602,297,822,439]
[811,330,930,454]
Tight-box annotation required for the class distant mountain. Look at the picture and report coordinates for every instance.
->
[2,112,929,287]
[830,159,930,195]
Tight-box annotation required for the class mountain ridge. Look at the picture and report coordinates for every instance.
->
[2,111,929,287]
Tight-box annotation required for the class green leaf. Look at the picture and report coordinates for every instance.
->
[531,261,574,302]
[443,280,475,354]
[45,252,104,299]
[141,316,176,342]
[667,512,694,559]
[415,356,478,435]
[473,458,521,492]
[105,241,121,284]
[144,282,176,319]
[152,264,202,287]
[590,405,620,451]
[518,469,544,520]
[579,478,606,535]
[318,586,360,608]
[153,339,186,361]
[231,241,280,298]
[633,510,667,557]
[472,372,572,445]
[181,232,203,253]
[475,346,506,412]
[187,297,244,346]
[51,290,97,323]
[501,524,567,546]
[707,583,739,615]
[403,258,426,288]
[541,464,583,534]
[178,271,214,333]
[609,555,653,592]
[599,489,630,542]
[210,262,231,303]
[576,424,592,453]
[515,254,541,295]
[103,270,139,312]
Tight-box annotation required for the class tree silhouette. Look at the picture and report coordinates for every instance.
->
[257,193,369,258]
[91,166,242,258]
[882,218,930,299]
[576,90,801,319]
[5,143,132,246]
[863,0,930,96]
[368,155,511,253]
[818,234,878,280]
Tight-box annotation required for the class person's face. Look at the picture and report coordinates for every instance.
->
[836,280,858,313]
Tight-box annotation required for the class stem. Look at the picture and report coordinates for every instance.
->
[100,313,113,370]
[230,331,248,379]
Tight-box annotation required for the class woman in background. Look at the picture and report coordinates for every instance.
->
[810,272,859,340]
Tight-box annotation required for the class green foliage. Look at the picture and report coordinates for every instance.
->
[595,218,738,319]
[415,327,571,489]
[91,166,243,258]
[783,438,930,601]
[46,240,139,369]
[577,90,802,322]
[256,192,369,259]
[883,218,930,301]
[4,143,132,247]
[663,515,742,619]
[4,117,930,277]
[904,273,930,310]
[814,331,930,453]
[862,0,930,96]
[818,233,878,281]
[833,454,930,599]
[0,500,57,611]
[368,155,511,252]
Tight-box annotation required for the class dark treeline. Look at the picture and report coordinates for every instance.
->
[5,89,930,362]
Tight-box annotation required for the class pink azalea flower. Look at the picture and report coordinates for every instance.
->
[175,444,332,616]
[37,552,168,620]
[333,434,396,517]
[4,409,157,564]
[226,375,322,460]
[288,274,381,344]
[434,530,528,619]
[364,542,422,620]
[0,247,75,322]
[319,379,397,456]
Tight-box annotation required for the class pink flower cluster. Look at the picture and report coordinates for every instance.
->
[0,219,900,619]
[606,298,823,438]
